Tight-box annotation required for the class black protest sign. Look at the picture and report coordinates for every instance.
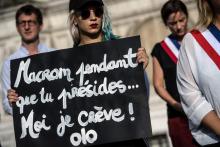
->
[11,36,152,147]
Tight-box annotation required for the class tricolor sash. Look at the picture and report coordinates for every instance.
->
[161,36,180,64]
[191,24,220,70]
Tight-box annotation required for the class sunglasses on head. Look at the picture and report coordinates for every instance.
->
[77,6,103,19]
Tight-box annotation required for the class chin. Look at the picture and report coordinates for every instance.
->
[89,29,100,34]
[89,31,101,36]
[23,37,38,44]
[177,33,186,38]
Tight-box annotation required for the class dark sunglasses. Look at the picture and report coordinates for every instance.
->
[77,7,103,19]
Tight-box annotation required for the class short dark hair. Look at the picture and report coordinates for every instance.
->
[15,4,43,25]
[161,0,188,25]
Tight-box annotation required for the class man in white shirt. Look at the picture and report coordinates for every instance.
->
[1,4,54,115]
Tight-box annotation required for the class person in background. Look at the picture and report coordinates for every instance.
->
[177,0,220,146]
[1,4,54,115]
[68,0,150,146]
[151,0,197,147]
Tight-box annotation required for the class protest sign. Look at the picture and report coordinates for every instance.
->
[11,36,151,147]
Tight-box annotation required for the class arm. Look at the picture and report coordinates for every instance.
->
[176,34,220,135]
[137,47,150,99]
[152,57,182,112]
[144,72,150,99]
[1,60,13,115]
[202,111,220,136]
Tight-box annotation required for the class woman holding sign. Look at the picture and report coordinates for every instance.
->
[151,1,197,147]
[68,0,149,147]
[177,0,220,146]
[8,0,150,147]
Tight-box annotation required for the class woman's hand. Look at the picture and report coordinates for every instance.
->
[7,89,18,106]
[171,101,183,112]
[136,47,149,69]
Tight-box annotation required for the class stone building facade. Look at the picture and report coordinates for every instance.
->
[0,0,197,146]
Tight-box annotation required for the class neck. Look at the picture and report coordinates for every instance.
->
[79,32,103,45]
[22,40,39,55]
[177,36,184,42]
[172,34,184,43]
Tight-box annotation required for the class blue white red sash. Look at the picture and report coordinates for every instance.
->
[160,36,180,64]
[191,24,220,69]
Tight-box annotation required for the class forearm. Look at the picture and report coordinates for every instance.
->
[202,111,220,136]
[1,80,12,115]
[152,56,181,111]
[154,85,181,110]
[2,96,12,115]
